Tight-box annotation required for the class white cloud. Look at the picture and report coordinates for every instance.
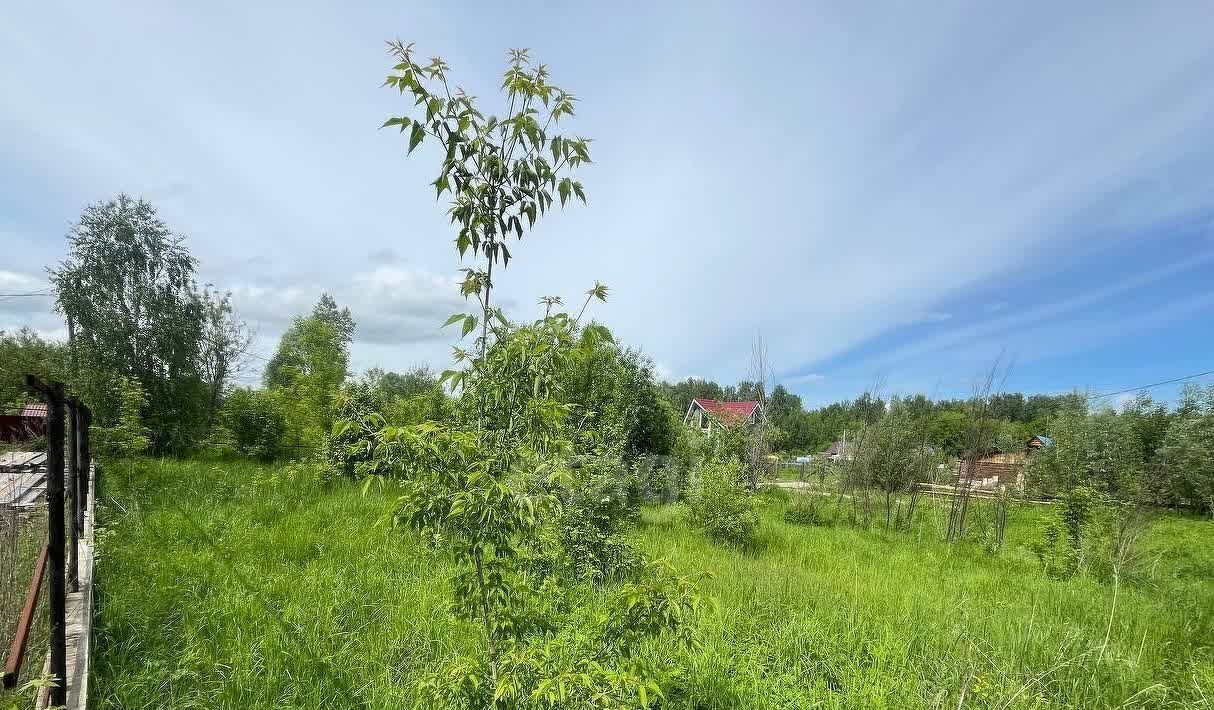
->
[0,271,46,293]
[3,2,1214,386]
[783,373,826,386]
[0,271,59,332]
[225,265,473,347]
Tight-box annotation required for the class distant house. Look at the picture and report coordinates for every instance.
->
[683,398,763,435]
[957,435,1054,490]
[20,403,48,418]
[1027,434,1055,450]
[1,403,47,443]
[822,439,853,461]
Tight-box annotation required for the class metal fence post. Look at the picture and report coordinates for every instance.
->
[25,376,68,709]
[79,403,92,515]
[66,397,80,593]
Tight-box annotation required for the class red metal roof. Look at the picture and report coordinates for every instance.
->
[692,398,760,423]
[19,403,47,418]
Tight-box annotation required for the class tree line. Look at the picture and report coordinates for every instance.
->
[662,376,1088,455]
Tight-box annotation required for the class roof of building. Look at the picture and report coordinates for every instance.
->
[692,398,760,423]
[1030,434,1055,447]
[19,403,47,418]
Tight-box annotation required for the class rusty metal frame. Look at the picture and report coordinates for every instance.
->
[3,542,49,688]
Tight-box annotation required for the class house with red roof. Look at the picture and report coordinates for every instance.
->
[683,398,764,434]
[20,403,48,418]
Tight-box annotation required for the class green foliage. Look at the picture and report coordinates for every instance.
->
[1034,486,1098,579]
[672,381,1080,457]
[1155,385,1214,514]
[382,41,589,276]
[322,380,387,480]
[0,328,67,413]
[419,560,702,710]
[372,40,698,708]
[91,458,1214,709]
[91,376,150,459]
[216,388,287,461]
[861,409,923,495]
[199,288,252,432]
[1027,400,1143,499]
[1,673,61,710]
[551,453,641,583]
[561,333,678,458]
[50,194,217,453]
[366,365,437,400]
[264,296,353,449]
[688,458,759,547]
[783,494,834,526]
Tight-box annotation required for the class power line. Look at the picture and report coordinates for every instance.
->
[1087,368,1214,401]
[0,290,54,302]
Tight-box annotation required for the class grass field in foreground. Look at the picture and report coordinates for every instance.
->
[91,458,1214,709]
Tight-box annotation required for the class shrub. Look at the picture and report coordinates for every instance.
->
[1033,486,1098,579]
[322,381,384,480]
[217,388,286,461]
[784,495,833,527]
[92,376,150,459]
[553,453,641,583]
[688,458,759,547]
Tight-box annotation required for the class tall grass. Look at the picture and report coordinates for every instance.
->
[91,459,1214,709]
[1,505,48,710]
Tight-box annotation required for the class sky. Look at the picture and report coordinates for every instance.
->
[3,1,1214,408]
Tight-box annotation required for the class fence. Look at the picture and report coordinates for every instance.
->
[1,376,94,709]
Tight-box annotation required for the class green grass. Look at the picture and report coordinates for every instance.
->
[1,506,49,710]
[91,458,1214,709]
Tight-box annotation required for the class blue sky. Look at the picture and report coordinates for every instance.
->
[3,1,1213,407]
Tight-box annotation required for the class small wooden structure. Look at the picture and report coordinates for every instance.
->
[955,435,1053,491]
[957,451,1028,489]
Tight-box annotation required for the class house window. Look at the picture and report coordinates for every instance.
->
[699,411,710,431]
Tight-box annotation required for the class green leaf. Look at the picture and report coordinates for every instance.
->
[380,116,410,131]
[461,315,478,337]
[432,173,450,198]
[408,123,425,154]
[572,181,586,204]
[426,97,444,122]
[558,178,571,207]
[443,313,465,328]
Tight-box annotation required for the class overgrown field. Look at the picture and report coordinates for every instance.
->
[92,458,1214,709]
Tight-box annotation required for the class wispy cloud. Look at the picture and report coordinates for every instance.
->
[783,373,826,386]
[850,250,1214,372]
[2,2,1213,393]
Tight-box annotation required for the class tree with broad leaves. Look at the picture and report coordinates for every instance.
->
[363,42,701,708]
[382,41,590,360]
